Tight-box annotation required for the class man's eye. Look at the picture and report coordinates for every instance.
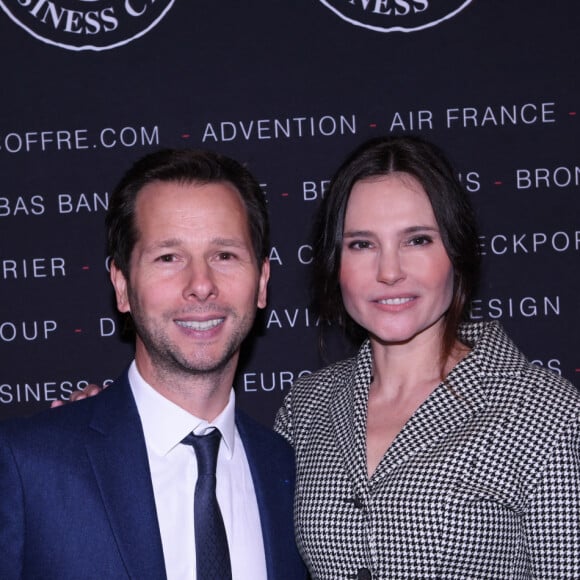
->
[157,254,175,262]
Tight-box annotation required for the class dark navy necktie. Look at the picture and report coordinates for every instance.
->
[181,429,232,580]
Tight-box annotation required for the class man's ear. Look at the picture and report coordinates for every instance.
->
[110,261,131,313]
[257,258,270,309]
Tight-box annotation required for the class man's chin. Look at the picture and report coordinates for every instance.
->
[169,351,238,377]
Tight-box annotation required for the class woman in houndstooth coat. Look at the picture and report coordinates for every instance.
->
[275,136,580,580]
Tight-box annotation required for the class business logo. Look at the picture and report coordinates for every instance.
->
[469,295,561,320]
[480,231,580,257]
[0,378,92,404]
[0,0,175,51]
[1,257,66,280]
[241,369,312,393]
[200,113,357,143]
[0,125,160,153]
[0,319,58,342]
[318,0,474,33]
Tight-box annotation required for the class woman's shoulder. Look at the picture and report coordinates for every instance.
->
[519,359,580,419]
[467,321,580,423]
[454,321,578,429]
[292,355,359,391]
[273,355,358,439]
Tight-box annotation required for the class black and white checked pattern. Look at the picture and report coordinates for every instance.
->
[275,321,580,579]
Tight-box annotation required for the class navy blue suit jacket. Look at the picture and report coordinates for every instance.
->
[0,373,306,579]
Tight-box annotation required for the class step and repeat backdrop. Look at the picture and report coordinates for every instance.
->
[1,1,578,425]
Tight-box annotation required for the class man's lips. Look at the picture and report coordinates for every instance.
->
[175,318,225,331]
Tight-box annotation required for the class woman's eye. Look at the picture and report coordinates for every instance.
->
[408,235,432,246]
[348,240,372,250]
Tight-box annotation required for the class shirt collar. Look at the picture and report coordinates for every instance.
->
[128,361,236,459]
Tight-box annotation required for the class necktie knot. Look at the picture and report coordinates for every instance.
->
[182,429,221,476]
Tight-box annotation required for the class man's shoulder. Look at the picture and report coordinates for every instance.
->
[0,396,94,437]
[0,373,132,444]
[235,408,288,442]
[236,409,294,458]
[0,400,99,467]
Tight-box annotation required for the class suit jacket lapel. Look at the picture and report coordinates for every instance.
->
[329,341,489,488]
[372,352,489,483]
[236,411,303,580]
[330,342,373,494]
[85,373,167,580]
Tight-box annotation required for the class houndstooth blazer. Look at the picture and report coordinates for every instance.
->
[274,321,580,580]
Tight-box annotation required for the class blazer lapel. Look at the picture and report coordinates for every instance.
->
[328,341,489,489]
[236,411,304,580]
[330,343,373,493]
[373,354,489,481]
[85,373,167,580]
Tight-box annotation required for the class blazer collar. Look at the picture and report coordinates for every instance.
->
[236,411,306,580]
[372,352,488,483]
[329,325,506,488]
[86,371,167,580]
[330,342,373,493]
[371,322,526,483]
[458,320,529,378]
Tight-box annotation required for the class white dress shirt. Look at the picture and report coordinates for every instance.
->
[128,362,267,580]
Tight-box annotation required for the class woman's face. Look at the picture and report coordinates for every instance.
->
[339,172,454,347]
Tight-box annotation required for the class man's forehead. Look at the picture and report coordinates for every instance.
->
[135,179,244,210]
[137,178,242,197]
[132,180,254,246]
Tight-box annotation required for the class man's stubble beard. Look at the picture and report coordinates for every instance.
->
[127,289,259,381]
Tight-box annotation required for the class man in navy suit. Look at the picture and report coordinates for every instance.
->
[0,149,306,580]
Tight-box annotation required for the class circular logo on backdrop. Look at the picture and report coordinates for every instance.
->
[0,0,175,51]
[318,0,474,33]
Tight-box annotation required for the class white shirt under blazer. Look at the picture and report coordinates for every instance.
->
[130,363,267,580]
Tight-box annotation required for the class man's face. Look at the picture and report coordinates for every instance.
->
[110,180,269,383]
